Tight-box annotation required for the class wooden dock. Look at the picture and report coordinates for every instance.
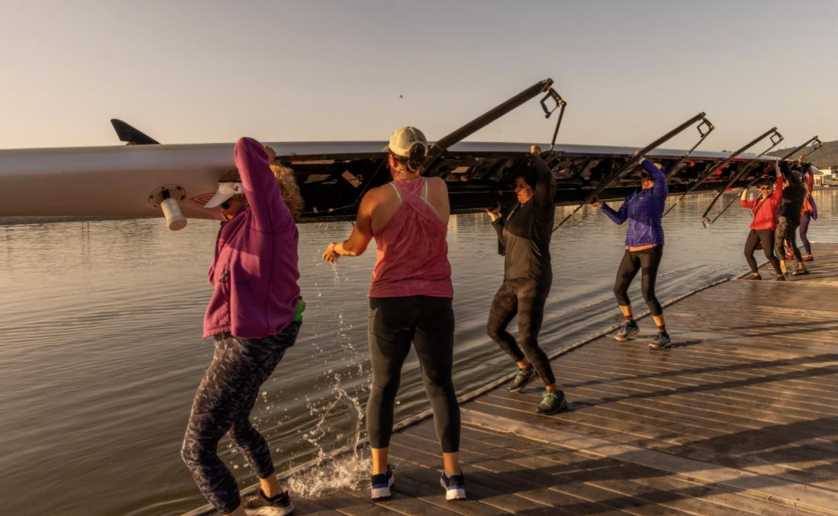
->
[189,243,838,516]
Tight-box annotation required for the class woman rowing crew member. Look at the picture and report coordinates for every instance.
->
[181,138,304,516]
[792,162,817,262]
[775,161,810,276]
[484,145,567,415]
[739,159,785,281]
[590,153,671,349]
[322,127,465,501]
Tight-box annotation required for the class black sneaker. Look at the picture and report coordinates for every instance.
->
[371,466,395,500]
[615,320,640,341]
[792,268,810,276]
[507,365,536,393]
[744,273,761,280]
[242,489,294,516]
[649,331,672,350]
[440,471,466,500]
[774,275,786,281]
[536,389,568,415]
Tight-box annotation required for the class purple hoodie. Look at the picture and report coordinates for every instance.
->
[203,137,301,339]
[600,159,667,247]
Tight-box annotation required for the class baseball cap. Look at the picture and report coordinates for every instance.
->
[203,182,244,208]
[387,126,428,158]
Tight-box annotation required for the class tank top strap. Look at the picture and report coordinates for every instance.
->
[388,182,403,204]
[419,177,444,223]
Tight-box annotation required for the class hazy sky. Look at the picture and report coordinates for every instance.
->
[1,0,836,151]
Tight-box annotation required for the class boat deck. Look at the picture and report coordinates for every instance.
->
[189,243,838,516]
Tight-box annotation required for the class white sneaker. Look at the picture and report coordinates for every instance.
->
[371,466,395,500]
[440,471,466,501]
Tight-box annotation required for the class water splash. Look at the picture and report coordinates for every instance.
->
[286,375,369,498]
[330,261,340,288]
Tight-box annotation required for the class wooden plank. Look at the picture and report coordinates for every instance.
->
[449,424,827,516]
[461,407,838,516]
[474,393,838,490]
[387,442,620,516]
[542,377,838,455]
[406,423,816,516]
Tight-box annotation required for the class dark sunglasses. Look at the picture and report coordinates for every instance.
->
[219,200,231,210]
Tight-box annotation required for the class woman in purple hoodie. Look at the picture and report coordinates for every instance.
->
[590,153,671,349]
[181,138,303,516]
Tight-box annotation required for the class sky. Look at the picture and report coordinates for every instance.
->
[1,0,836,152]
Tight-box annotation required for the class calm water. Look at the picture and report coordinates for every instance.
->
[2,190,836,516]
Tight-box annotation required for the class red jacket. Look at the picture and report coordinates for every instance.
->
[740,174,783,231]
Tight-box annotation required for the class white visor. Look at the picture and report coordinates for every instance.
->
[203,182,244,208]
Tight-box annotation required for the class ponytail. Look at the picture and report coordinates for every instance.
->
[406,143,427,173]
[392,143,427,175]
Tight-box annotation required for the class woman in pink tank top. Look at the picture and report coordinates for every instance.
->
[322,127,465,501]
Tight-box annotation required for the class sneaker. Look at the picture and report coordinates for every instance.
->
[649,332,672,350]
[792,268,810,276]
[803,254,814,262]
[243,489,294,516]
[784,253,793,260]
[744,273,761,281]
[440,471,466,501]
[615,320,640,341]
[536,389,568,415]
[508,365,536,393]
[774,275,786,281]
[371,466,395,500]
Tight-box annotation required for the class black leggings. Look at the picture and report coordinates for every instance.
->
[181,323,299,515]
[775,217,803,264]
[486,278,556,386]
[614,246,663,316]
[368,296,460,453]
[744,229,781,274]
[800,212,812,255]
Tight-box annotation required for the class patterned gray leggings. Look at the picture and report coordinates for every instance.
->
[181,322,300,515]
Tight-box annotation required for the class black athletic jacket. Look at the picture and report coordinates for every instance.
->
[779,169,807,225]
[492,155,555,290]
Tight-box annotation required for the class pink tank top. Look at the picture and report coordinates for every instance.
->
[368,178,454,298]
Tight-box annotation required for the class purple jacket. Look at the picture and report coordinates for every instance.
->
[203,137,301,339]
[600,159,667,247]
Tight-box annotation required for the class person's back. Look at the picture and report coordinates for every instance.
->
[321,126,464,501]
[779,168,807,225]
[369,175,453,298]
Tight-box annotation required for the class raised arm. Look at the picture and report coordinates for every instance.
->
[234,137,289,232]
[770,162,784,202]
[640,158,669,200]
[531,153,556,216]
[600,196,629,225]
[806,167,815,194]
[740,187,757,209]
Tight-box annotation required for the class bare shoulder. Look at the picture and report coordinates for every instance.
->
[360,182,400,213]
[362,184,390,203]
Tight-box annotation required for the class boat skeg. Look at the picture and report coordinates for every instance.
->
[110,119,160,145]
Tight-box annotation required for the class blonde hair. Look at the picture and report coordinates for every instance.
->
[220,164,304,220]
